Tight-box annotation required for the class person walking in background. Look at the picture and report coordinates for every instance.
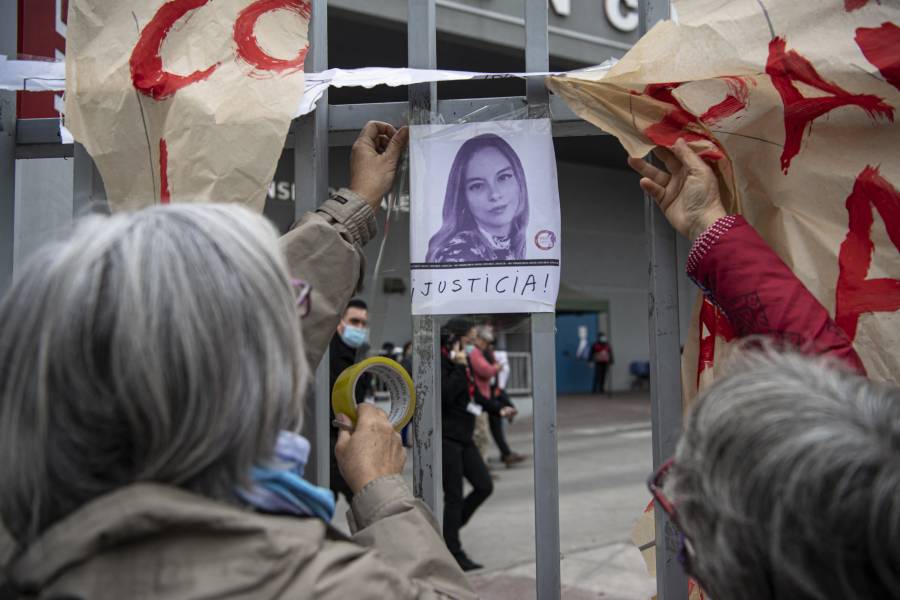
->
[328,299,370,503]
[486,345,525,467]
[439,321,494,572]
[469,326,516,464]
[591,332,613,395]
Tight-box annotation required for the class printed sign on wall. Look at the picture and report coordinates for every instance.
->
[409,119,562,315]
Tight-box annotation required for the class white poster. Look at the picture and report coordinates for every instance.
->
[410,119,562,315]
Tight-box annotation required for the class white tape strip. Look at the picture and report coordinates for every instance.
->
[1,56,617,118]
[0,55,66,92]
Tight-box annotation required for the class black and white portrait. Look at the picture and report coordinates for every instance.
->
[410,119,561,315]
[426,133,529,263]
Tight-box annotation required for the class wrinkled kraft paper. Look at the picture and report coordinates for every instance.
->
[549,0,900,399]
[552,2,899,597]
[65,0,310,212]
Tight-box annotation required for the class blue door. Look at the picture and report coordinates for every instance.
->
[555,313,598,395]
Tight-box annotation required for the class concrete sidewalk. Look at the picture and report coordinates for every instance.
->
[464,391,656,599]
[468,542,655,600]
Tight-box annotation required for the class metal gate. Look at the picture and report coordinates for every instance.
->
[1,1,688,598]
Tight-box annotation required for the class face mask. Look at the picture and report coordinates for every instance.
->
[464,344,476,355]
[341,325,369,349]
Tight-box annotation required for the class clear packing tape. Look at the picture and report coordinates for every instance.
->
[332,357,416,432]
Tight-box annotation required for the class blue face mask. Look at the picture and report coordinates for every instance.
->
[464,344,476,355]
[341,325,369,349]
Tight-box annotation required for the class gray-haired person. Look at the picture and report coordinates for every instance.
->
[630,140,897,598]
[0,122,476,599]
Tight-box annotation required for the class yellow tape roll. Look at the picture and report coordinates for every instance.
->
[332,357,416,432]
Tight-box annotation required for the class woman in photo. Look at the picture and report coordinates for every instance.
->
[426,133,530,263]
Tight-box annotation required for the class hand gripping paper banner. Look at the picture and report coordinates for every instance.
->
[65,0,310,212]
[409,119,562,315]
[548,0,900,398]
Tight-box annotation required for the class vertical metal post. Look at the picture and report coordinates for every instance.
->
[295,0,331,487]
[0,0,16,293]
[526,2,561,599]
[73,143,96,216]
[409,0,442,519]
[640,1,688,599]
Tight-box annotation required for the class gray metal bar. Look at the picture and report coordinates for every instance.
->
[408,0,442,519]
[72,143,95,216]
[525,0,550,116]
[640,1,687,599]
[0,0,16,293]
[526,2,561,599]
[15,97,603,158]
[410,315,442,517]
[529,313,561,599]
[295,0,331,487]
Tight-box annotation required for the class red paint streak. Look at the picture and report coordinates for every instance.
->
[835,166,900,340]
[844,0,869,11]
[765,37,894,174]
[130,0,220,100]
[641,83,725,161]
[234,0,311,73]
[159,138,171,204]
[699,77,750,126]
[696,297,736,385]
[856,22,900,92]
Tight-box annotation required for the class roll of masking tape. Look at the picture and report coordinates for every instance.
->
[332,357,416,432]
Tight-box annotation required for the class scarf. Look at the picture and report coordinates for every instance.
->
[239,431,336,522]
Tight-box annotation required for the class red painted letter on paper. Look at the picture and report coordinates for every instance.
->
[765,37,894,174]
[234,0,311,72]
[856,22,900,92]
[130,0,220,100]
[835,166,900,340]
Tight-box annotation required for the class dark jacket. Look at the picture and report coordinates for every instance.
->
[440,351,506,444]
[440,352,474,444]
[329,334,368,408]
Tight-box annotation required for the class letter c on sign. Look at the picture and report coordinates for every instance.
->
[130,0,220,100]
[234,0,311,72]
[605,0,639,33]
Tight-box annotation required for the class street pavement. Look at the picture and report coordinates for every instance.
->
[333,391,657,599]
[465,391,656,599]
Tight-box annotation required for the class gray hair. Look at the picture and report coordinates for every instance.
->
[670,349,900,600]
[475,325,494,344]
[0,204,307,543]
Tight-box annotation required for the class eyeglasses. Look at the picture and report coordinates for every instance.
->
[647,458,699,584]
[290,278,312,318]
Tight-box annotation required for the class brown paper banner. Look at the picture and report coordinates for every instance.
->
[549,0,900,400]
[65,0,310,212]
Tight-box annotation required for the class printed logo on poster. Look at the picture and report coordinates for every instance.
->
[409,119,562,315]
[534,229,557,251]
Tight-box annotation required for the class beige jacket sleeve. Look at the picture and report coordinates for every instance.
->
[279,188,376,370]
[301,475,477,599]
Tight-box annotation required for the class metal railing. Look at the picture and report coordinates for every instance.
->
[505,351,534,395]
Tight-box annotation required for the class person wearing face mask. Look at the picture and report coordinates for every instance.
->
[328,298,370,503]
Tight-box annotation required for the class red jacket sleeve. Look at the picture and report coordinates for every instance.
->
[469,347,500,379]
[688,215,866,375]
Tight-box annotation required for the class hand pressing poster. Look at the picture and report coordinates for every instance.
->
[410,119,561,315]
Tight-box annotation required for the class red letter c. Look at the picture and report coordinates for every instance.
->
[234,0,311,73]
[130,0,220,100]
